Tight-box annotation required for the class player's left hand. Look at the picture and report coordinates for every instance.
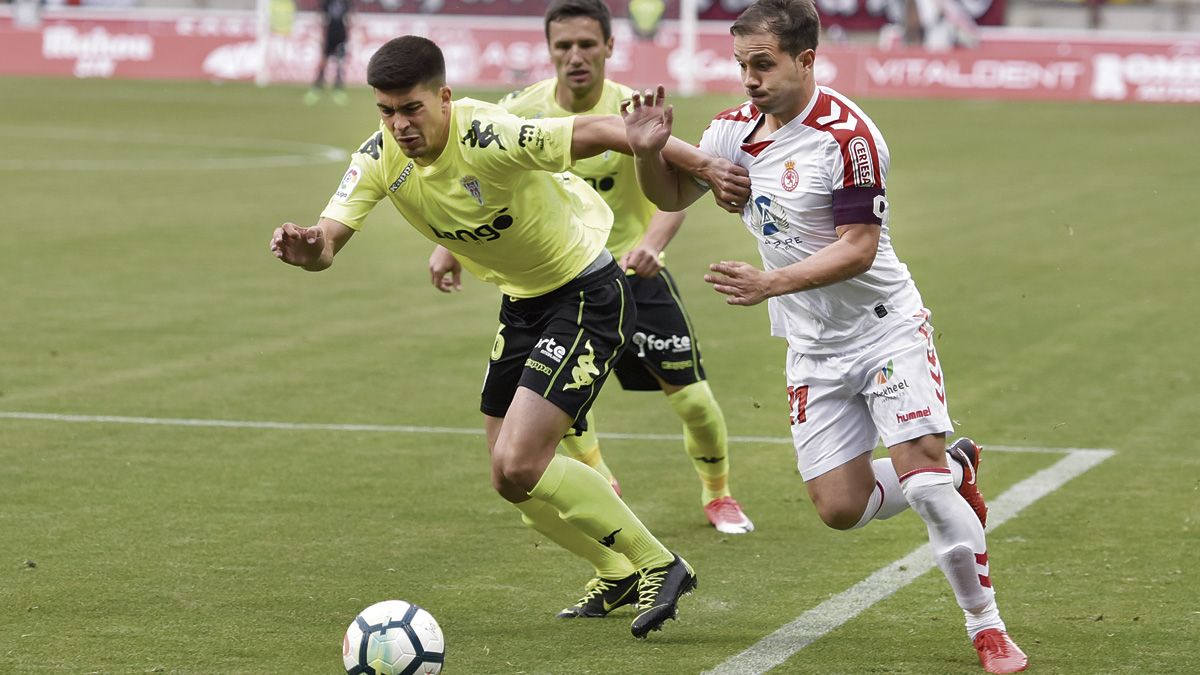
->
[705,260,773,306]
[701,159,751,213]
[621,85,673,156]
[620,246,665,278]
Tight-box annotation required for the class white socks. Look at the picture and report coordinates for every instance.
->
[901,469,996,615]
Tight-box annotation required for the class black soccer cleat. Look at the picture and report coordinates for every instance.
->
[630,554,697,638]
[556,572,640,619]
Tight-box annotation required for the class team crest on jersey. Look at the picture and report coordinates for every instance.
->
[849,137,875,187]
[461,175,484,205]
[751,195,790,236]
[333,166,361,202]
[781,159,799,192]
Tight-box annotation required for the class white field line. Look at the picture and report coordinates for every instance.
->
[704,447,1114,675]
[0,125,346,171]
[0,411,1080,453]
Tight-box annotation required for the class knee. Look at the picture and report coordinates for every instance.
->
[812,500,866,531]
[490,444,542,496]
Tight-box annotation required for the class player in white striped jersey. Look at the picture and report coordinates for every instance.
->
[620,0,1028,672]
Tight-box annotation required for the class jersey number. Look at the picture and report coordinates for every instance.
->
[787,385,809,425]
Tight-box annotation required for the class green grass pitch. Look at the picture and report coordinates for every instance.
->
[1,76,1197,673]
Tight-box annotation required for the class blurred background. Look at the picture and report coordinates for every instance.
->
[1,0,1197,103]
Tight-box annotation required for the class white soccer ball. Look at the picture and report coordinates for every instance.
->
[343,600,446,675]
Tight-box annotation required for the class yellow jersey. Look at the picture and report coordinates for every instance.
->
[500,79,657,261]
[320,97,613,298]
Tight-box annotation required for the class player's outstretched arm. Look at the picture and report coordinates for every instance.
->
[428,245,462,292]
[622,86,750,212]
[269,217,355,272]
[704,223,880,306]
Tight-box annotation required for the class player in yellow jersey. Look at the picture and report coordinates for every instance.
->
[269,35,750,637]
[429,2,755,571]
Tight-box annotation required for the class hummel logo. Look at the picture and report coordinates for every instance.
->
[599,528,621,547]
[696,456,724,464]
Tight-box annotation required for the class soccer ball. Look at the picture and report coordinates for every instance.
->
[343,600,446,675]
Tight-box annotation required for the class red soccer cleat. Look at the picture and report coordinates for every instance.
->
[948,437,988,527]
[704,496,754,534]
[972,628,1028,673]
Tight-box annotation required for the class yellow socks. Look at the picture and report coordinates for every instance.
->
[667,381,731,504]
[528,455,672,570]
[558,410,616,483]
[514,497,635,580]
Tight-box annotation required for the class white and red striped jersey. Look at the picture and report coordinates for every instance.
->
[698,86,925,355]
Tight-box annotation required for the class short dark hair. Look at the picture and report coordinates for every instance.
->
[731,0,820,56]
[367,35,446,91]
[544,0,612,42]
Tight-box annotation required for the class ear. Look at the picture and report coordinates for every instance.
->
[440,85,453,108]
[797,49,815,73]
[604,36,614,59]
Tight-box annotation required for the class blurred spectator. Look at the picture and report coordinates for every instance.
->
[305,0,353,105]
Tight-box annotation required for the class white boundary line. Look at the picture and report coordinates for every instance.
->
[0,411,1089,453]
[2,409,1113,673]
[0,125,345,171]
[704,447,1114,675]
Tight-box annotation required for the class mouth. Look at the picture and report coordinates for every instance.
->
[567,69,590,83]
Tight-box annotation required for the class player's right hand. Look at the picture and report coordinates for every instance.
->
[270,222,324,268]
[620,85,673,156]
[428,245,462,292]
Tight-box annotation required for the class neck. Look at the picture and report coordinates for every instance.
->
[556,82,604,113]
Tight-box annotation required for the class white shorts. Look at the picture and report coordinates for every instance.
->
[786,310,954,481]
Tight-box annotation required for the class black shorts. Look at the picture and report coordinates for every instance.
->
[480,256,635,433]
[323,24,347,57]
[610,268,707,392]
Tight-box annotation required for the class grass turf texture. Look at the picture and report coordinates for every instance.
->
[1,77,1197,673]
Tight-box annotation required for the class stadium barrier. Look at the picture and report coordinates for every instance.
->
[1,8,1197,103]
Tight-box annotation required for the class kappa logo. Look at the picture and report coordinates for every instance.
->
[388,161,414,192]
[355,131,382,160]
[563,340,600,391]
[461,120,506,149]
[599,528,621,547]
